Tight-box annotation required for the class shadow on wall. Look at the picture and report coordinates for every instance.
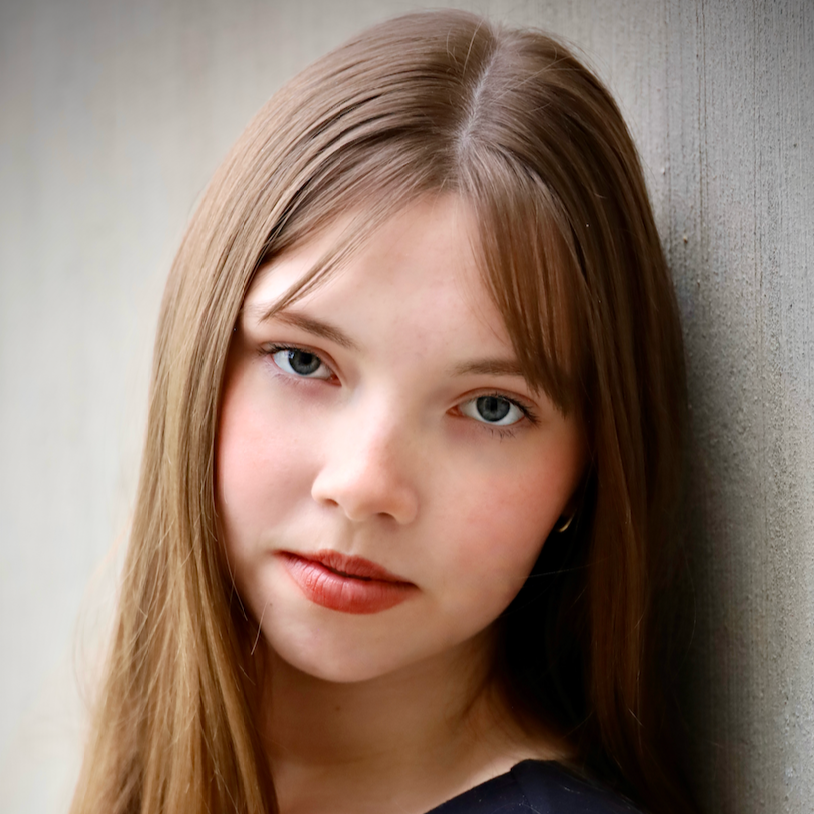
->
[663,1,814,810]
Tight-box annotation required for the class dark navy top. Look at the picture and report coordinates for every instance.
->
[425,760,641,813]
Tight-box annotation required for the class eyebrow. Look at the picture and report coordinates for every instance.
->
[250,307,359,350]
[247,304,527,381]
[451,358,525,378]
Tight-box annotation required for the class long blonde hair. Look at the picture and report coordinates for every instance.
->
[71,10,692,813]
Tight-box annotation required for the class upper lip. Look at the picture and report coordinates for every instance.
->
[284,549,413,584]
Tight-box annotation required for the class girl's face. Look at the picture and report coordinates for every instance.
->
[217,196,585,684]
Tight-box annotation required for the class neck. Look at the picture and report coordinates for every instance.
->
[253,627,571,814]
[256,629,546,814]
[263,630,492,763]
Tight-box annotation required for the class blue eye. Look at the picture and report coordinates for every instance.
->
[271,348,332,380]
[460,395,525,426]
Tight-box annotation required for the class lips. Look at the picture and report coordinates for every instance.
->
[279,549,417,614]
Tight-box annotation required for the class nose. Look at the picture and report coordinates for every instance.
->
[310,403,420,525]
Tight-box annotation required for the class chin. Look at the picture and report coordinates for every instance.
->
[260,613,404,684]
[269,637,412,684]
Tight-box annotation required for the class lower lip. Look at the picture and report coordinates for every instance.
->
[280,553,416,615]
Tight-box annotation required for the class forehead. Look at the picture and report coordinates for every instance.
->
[243,196,512,350]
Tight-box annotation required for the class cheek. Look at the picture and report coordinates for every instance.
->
[215,372,314,553]
[439,458,576,606]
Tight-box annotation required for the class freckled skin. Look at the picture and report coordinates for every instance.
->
[216,195,585,685]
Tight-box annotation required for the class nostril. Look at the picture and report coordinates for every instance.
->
[309,422,420,524]
[311,467,419,525]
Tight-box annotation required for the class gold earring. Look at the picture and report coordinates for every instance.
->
[554,513,574,533]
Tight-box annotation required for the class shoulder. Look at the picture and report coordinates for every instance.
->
[511,760,642,813]
[429,760,642,814]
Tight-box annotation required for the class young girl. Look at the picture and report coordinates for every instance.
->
[71,10,696,814]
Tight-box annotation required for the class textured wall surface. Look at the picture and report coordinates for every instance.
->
[1,1,811,812]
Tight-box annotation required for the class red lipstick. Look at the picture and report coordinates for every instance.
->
[279,550,416,614]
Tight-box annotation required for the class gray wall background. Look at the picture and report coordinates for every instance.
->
[1,0,812,812]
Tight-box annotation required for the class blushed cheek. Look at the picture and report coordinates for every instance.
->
[216,378,310,553]
[451,473,565,602]
[436,506,544,645]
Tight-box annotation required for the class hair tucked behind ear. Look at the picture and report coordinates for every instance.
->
[71,10,695,814]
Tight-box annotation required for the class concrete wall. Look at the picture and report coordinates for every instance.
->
[1,0,811,811]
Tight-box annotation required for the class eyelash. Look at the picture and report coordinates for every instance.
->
[261,343,537,437]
